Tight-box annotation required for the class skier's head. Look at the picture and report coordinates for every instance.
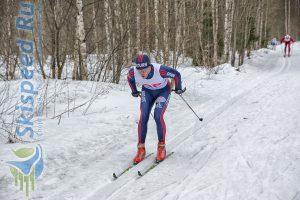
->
[135,54,151,70]
[135,54,151,78]
[285,35,291,40]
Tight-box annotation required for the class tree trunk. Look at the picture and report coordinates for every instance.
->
[104,0,112,82]
[285,0,288,34]
[173,0,181,69]
[5,0,15,80]
[196,0,205,66]
[255,0,261,48]
[114,0,123,84]
[74,0,88,80]
[224,0,233,63]
[125,1,132,65]
[264,0,269,46]
[136,1,140,49]
[288,0,290,34]
[163,0,169,65]
[56,30,61,79]
[212,0,218,67]
[51,31,56,79]
[182,0,186,57]
[259,0,264,47]
[154,0,159,61]
[145,0,150,54]
[256,0,263,47]
[231,1,237,67]
[93,1,100,56]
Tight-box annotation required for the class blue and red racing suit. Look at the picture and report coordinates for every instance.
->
[127,63,182,144]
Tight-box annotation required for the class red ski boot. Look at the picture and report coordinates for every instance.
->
[133,143,145,164]
[155,142,166,163]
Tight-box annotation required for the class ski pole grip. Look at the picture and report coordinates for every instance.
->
[172,87,186,93]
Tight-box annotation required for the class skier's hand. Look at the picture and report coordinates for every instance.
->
[174,88,186,95]
[131,91,141,97]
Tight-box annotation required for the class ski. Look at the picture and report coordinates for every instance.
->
[113,153,153,180]
[137,152,174,177]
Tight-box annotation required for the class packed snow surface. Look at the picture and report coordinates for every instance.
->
[1,44,300,200]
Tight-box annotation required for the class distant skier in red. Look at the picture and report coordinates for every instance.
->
[280,35,295,57]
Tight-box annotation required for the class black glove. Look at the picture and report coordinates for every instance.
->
[131,91,141,97]
[174,88,186,95]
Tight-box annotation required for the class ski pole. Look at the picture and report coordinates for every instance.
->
[173,88,203,121]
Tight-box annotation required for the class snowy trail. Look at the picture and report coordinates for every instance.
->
[1,45,300,200]
[165,57,300,200]
[86,47,300,200]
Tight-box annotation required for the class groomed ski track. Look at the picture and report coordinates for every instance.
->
[85,46,300,200]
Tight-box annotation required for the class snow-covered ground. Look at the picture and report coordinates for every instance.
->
[1,43,300,200]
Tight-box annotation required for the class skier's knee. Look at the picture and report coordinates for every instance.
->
[141,112,150,122]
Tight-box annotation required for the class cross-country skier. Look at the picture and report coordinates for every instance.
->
[127,54,184,164]
[280,34,295,57]
[271,37,277,50]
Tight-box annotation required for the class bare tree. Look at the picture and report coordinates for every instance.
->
[73,0,88,80]
[163,0,169,65]
[173,0,182,69]
[136,1,141,49]
[154,0,160,62]
[224,0,234,63]
[1,0,299,81]
[285,0,288,34]
[212,0,218,67]
[288,0,291,34]
[102,0,112,82]
[2,0,18,81]
[145,0,150,54]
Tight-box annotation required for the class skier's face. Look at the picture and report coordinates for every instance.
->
[137,66,151,78]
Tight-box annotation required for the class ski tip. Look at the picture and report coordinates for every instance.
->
[137,171,143,177]
[113,173,118,179]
